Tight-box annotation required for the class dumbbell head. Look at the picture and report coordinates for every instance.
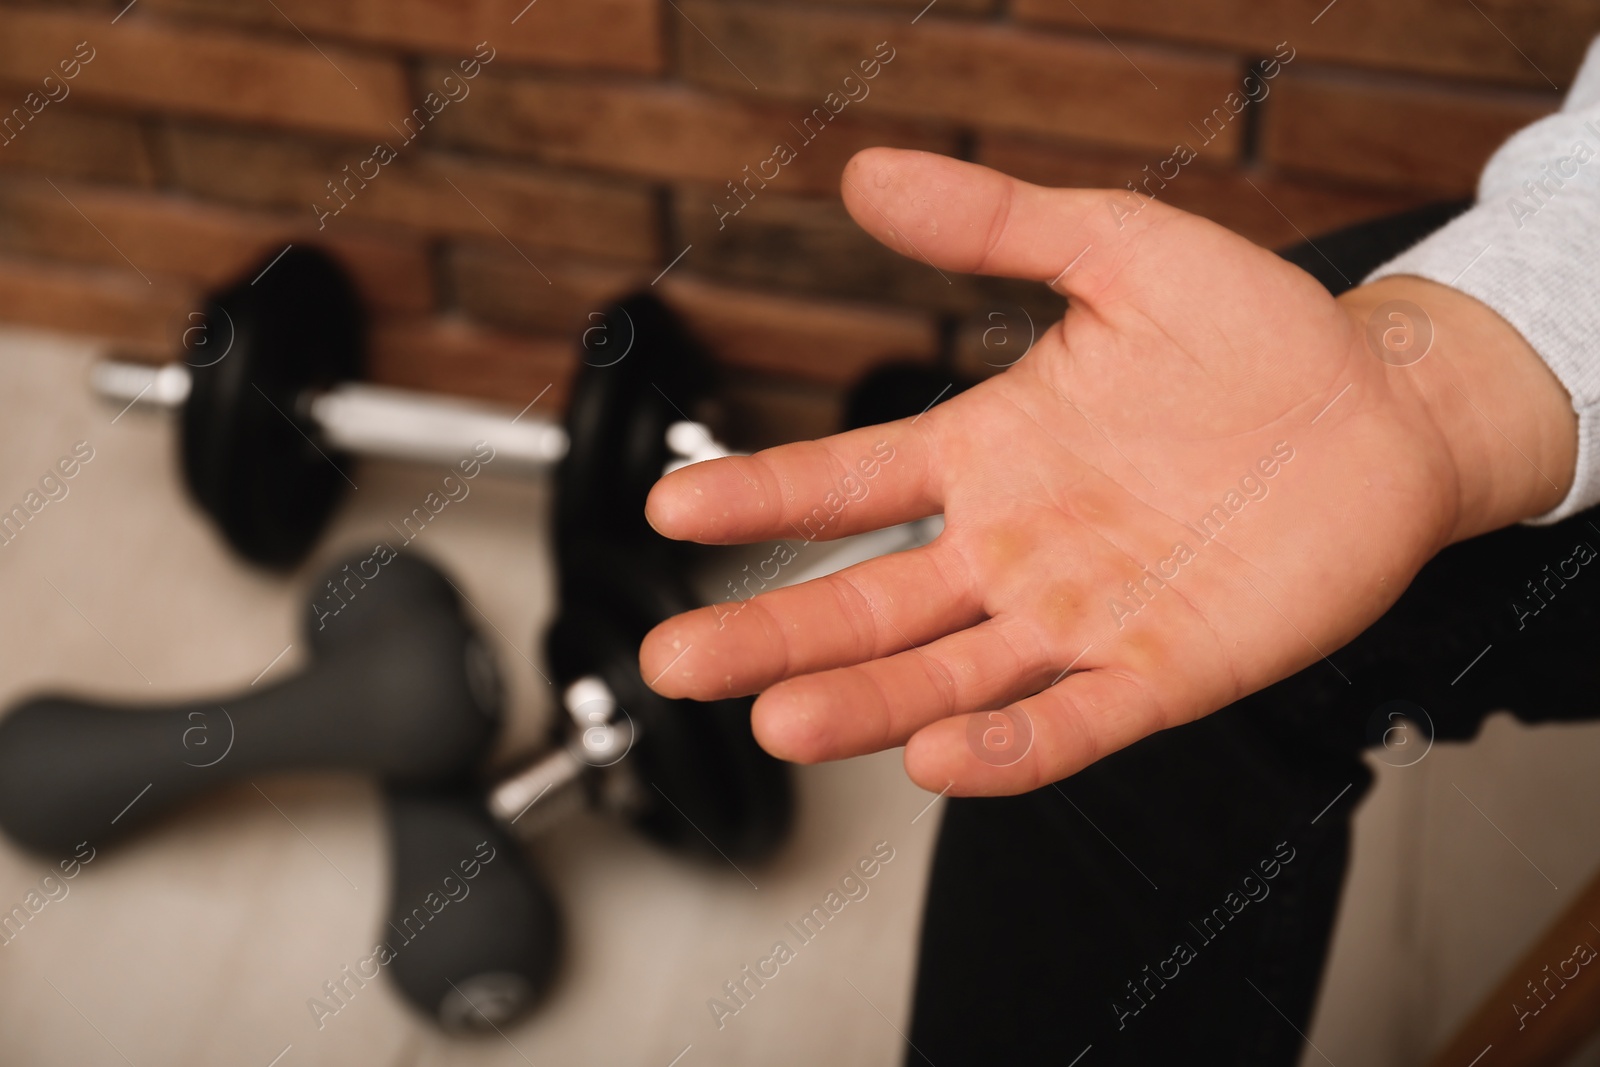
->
[383,787,562,1030]
[496,291,790,862]
[180,246,365,568]
[544,546,792,864]
[842,361,973,432]
[0,551,501,854]
[555,292,716,554]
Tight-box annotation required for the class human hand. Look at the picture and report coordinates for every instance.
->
[639,148,1576,796]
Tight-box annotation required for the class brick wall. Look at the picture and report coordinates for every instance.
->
[0,0,1586,445]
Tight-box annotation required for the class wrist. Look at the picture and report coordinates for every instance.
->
[1337,275,1576,543]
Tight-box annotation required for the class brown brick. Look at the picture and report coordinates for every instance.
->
[161,125,658,263]
[978,135,1434,248]
[451,242,938,384]
[141,0,663,74]
[447,243,934,388]
[1261,69,1556,195]
[657,274,938,385]
[0,253,194,350]
[1,0,122,10]
[447,242,646,337]
[673,184,1065,321]
[0,108,157,186]
[428,70,957,194]
[0,8,409,139]
[368,317,575,409]
[0,178,433,314]
[789,0,994,10]
[674,1,1244,154]
[1012,0,1598,90]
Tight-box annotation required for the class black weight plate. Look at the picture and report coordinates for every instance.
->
[554,293,714,556]
[842,361,974,432]
[547,546,793,864]
[181,246,363,568]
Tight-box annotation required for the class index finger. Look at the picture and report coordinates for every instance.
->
[645,418,941,545]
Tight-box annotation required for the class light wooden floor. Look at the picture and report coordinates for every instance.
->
[7,326,1600,1067]
[1307,721,1600,1067]
[0,329,943,1067]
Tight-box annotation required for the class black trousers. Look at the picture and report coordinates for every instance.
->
[908,202,1600,1065]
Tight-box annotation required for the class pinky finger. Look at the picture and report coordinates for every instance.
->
[901,668,1170,797]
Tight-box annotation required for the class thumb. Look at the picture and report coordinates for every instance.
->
[840,147,1162,299]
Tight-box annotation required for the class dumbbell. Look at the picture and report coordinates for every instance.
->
[0,551,501,852]
[481,338,988,865]
[94,246,733,568]
[449,292,793,864]
[0,551,562,1028]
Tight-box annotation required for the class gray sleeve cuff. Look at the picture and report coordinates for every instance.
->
[1364,36,1600,525]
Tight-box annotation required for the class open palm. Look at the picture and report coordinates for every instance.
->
[639,148,1507,795]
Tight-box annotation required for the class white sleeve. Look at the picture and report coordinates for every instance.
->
[1365,36,1600,524]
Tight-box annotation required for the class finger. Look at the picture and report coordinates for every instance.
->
[902,668,1168,796]
[645,418,939,545]
[840,147,1165,299]
[750,616,1060,765]
[641,544,982,701]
